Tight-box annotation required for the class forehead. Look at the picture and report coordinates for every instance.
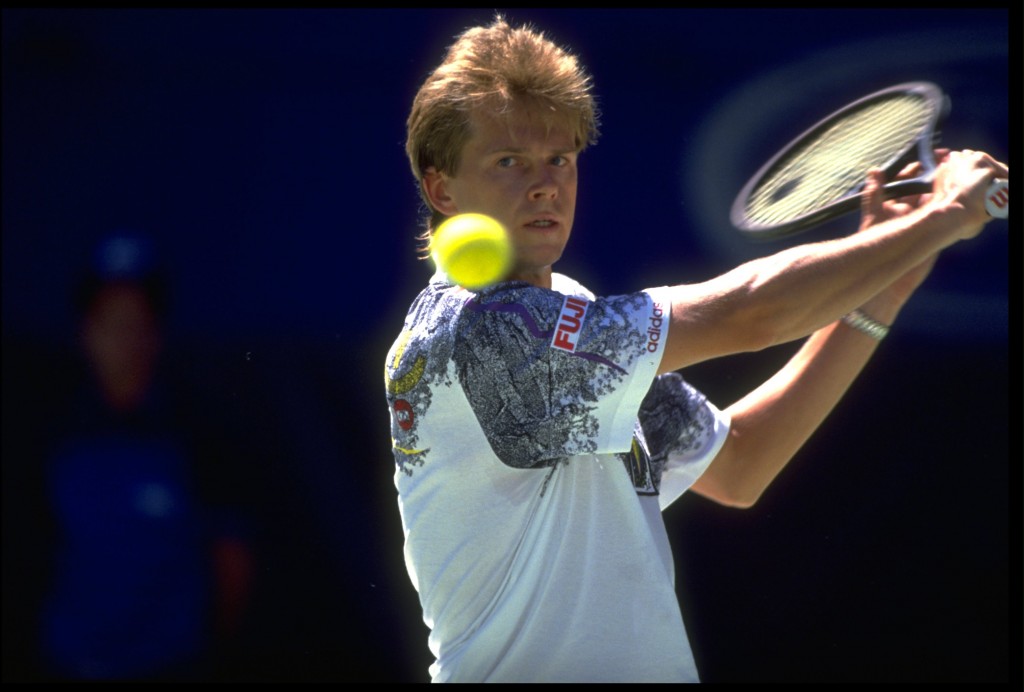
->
[465,103,578,153]
[89,283,154,315]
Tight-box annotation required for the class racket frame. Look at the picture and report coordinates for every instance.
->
[730,81,948,241]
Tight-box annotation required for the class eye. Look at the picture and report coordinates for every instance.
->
[496,156,517,168]
[550,154,573,167]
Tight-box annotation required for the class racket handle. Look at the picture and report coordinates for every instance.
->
[985,178,1008,219]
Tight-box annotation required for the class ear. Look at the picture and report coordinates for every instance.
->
[422,167,459,216]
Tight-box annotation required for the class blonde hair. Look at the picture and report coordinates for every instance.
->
[405,15,600,256]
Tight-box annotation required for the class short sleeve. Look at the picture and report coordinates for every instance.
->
[637,372,731,510]
[453,283,671,469]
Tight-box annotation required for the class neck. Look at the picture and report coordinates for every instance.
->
[508,266,553,289]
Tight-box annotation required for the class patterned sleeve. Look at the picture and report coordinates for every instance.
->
[637,372,731,510]
[453,282,669,469]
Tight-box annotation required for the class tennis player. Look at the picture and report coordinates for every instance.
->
[384,15,1006,682]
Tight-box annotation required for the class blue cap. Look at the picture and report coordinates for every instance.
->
[76,232,169,316]
[90,233,159,281]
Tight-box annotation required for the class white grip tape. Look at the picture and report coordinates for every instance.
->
[984,178,1008,218]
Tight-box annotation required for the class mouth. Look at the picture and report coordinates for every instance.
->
[524,218,559,230]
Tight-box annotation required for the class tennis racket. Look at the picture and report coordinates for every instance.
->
[730,81,1009,241]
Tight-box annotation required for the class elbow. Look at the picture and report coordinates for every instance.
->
[694,467,767,509]
[735,490,764,509]
[695,406,797,510]
[717,483,764,510]
[698,429,774,509]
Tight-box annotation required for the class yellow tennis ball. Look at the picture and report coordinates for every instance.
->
[431,213,513,290]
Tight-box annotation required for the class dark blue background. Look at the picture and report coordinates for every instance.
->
[2,8,1014,683]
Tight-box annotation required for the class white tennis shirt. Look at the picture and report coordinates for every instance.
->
[385,272,730,682]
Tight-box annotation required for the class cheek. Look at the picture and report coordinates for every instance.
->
[490,174,527,199]
[558,170,578,196]
[561,182,578,215]
[456,175,512,208]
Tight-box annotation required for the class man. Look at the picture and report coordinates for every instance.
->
[33,234,254,681]
[384,16,1006,682]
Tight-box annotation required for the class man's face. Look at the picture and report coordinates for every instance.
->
[429,106,579,287]
[81,283,162,410]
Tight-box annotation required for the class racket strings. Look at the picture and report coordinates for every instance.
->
[743,95,934,226]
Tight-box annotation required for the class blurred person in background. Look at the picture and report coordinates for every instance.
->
[14,233,256,681]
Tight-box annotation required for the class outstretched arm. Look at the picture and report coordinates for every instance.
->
[657,149,1006,374]
[689,166,946,508]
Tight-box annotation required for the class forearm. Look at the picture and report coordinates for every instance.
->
[682,149,1005,505]
[692,314,890,507]
[662,201,967,372]
[735,206,948,340]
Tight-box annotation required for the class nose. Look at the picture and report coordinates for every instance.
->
[529,169,557,201]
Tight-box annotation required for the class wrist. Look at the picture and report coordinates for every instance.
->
[856,294,906,325]
[920,196,981,244]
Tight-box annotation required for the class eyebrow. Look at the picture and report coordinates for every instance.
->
[484,145,578,157]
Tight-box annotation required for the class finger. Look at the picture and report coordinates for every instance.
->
[898,148,949,179]
[935,150,1004,227]
[892,160,921,179]
[975,150,1009,178]
[859,167,886,228]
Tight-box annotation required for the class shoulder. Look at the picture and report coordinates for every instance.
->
[551,272,595,300]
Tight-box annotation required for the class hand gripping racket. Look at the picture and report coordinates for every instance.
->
[730,81,1009,241]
